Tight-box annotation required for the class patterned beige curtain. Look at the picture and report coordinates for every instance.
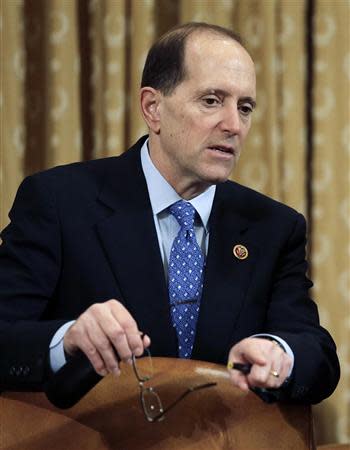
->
[0,0,349,444]
[311,1,350,444]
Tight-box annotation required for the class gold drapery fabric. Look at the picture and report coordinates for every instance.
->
[312,1,350,443]
[0,0,349,444]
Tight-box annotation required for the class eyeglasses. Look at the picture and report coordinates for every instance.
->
[132,349,217,422]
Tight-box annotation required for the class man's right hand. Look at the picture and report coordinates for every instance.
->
[63,299,150,377]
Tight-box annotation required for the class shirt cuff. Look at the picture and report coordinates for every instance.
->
[252,333,294,377]
[49,320,75,373]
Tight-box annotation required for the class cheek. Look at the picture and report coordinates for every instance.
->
[237,122,251,144]
[186,117,219,140]
[179,126,206,149]
[168,112,190,137]
[243,120,252,135]
[164,108,217,145]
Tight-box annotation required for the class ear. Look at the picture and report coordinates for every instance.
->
[140,87,161,134]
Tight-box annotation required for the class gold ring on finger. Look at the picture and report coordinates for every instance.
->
[270,370,279,378]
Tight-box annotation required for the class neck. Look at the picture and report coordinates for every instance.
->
[171,178,210,200]
[147,136,211,200]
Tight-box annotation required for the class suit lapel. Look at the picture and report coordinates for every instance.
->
[192,183,260,363]
[95,139,177,357]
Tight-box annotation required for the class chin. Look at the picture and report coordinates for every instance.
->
[202,173,231,186]
[203,167,234,184]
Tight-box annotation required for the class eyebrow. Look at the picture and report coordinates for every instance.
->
[198,89,257,109]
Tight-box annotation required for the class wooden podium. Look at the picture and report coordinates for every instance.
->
[0,358,315,450]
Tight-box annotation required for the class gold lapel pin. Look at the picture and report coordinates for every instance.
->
[233,244,248,260]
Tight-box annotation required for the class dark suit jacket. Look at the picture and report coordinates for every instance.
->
[0,136,340,402]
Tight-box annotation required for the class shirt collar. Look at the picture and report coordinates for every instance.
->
[140,139,216,232]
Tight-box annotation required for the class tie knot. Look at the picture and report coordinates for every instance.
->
[169,200,196,230]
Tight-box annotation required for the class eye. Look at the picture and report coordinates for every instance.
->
[239,104,254,116]
[202,96,221,107]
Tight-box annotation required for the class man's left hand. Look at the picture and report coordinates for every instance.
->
[227,337,292,392]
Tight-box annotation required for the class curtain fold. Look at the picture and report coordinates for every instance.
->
[232,0,307,214]
[0,0,349,444]
[311,0,350,443]
[1,0,25,228]
[89,0,127,157]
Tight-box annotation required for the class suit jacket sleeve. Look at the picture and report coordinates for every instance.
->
[262,213,340,403]
[0,175,67,390]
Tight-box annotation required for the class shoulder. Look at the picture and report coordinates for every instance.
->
[216,180,305,228]
[220,179,299,211]
[29,156,119,188]
[15,158,118,210]
[19,136,147,199]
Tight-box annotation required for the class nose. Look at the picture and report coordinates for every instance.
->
[218,104,242,136]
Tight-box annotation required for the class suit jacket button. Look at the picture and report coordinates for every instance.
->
[23,366,30,376]
[15,366,23,376]
[9,366,17,375]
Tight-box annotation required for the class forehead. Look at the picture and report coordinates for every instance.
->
[181,31,256,96]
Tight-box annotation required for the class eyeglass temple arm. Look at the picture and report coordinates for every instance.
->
[151,382,217,422]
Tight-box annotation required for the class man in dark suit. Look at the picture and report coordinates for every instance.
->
[0,23,339,403]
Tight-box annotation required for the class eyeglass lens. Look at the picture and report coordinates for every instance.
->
[141,387,164,422]
[133,349,217,422]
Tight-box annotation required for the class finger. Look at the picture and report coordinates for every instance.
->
[248,343,288,389]
[142,334,151,348]
[124,327,145,357]
[264,342,289,388]
[89,300,137,362]
[98,312,133,362]
[79,303,125,369]
[248,363,277,388]
[248,363,271,387]
[86,320,121,376]
[227,339,267,392]
[228,369,250,392]
[63,320,108,376]
[277,353,293,384]
[235,339,268,366]
[228,340,268,388]
[227,358,250,392]
[79,334,109,377]
[108,300,145,357]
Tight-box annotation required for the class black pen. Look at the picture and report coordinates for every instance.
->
[227,362,252,375]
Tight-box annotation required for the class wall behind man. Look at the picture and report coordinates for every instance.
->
[0,0,349,444]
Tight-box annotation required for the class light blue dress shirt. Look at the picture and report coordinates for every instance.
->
[50,139,294,373]
[140,140,216,277]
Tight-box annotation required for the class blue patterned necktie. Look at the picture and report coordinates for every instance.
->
[168,200,205,358]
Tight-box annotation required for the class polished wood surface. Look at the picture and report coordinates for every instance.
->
[1,358,314,450]
[318,446,350,450]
